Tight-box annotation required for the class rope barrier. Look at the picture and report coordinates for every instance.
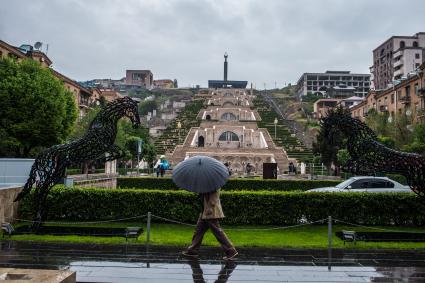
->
[151,214,328,231]
[333,219,411,233]
[226,218,328,231]
[7,214,411,233]
[151,214,197,227]
[7,214,147,225]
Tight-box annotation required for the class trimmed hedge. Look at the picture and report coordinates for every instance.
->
[116,177,340,191]
[18,187,425,226]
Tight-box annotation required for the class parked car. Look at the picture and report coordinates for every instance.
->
[307,176,412,193]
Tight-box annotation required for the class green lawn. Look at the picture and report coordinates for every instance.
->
[5,222,425,249]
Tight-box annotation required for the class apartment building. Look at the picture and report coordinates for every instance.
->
[125,70,153,88]
[352,62,425,123]
[313,96,364,119]
[296,71,370,98]
[0,40,95,118]
[370,32,425,90]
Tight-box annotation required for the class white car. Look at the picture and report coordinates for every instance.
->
[307,176,412,193]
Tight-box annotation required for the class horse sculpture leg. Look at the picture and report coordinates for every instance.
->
[29,155,67,230]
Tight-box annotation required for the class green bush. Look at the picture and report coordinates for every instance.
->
[18,187,425,226]
[116,177,340,191]
[66,168,105,175]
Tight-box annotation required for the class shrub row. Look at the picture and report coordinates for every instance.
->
[18,187,425,226]
[116,177,340,191]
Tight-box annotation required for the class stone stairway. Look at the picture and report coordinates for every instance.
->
[254,96,314,163]
[260,128,290,173]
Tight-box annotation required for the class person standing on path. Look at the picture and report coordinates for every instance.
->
[182,189,238,260]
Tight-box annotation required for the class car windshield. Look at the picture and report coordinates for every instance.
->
[335,178,354,189]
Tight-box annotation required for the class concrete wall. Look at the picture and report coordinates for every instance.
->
[0,186,22,224]
[0,158,34,186]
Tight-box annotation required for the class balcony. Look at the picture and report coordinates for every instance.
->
[393,49,403,59]
[394,59,403,68]
[394,68,404,78]
[379,105,388,112]
[399,95,411,104]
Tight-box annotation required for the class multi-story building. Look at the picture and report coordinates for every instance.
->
[370,32,425,90]
[351,62,425,123]
[125,70,153,88]
[296,71,370,98]
[313,96,365,119]
[0,40,95,118]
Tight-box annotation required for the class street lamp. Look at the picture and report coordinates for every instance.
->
[136,139,143,176]
[274,118,278,139]
[177,121,182,144]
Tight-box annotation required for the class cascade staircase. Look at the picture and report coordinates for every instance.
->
[153,99,204,155]
[254,96,314,163]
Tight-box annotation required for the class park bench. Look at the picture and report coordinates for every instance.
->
[125,227,143,241]
[341,230,357,245]
[1,223,14,238]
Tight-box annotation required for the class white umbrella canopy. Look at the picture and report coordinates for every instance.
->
[172,155,230,193]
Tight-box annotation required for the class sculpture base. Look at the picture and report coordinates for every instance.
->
[0,268,75,283]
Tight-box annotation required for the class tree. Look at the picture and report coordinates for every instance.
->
[0,57,77,157]
[402,122,425,154]
[336,149,350,166]
[365,109,390,137]
[138,100,158,115]
[142,143,157,172]
[313,125,345,168]
[68,107,100,140]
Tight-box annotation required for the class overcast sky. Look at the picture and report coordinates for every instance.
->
[1,0,424,88]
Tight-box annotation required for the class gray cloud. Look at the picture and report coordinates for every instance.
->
[1,0,424,88]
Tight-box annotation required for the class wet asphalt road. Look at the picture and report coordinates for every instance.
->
[1,241,425,282]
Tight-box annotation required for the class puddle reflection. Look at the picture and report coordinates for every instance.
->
[188,259,237,283]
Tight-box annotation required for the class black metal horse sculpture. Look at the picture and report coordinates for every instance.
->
[14,96,140,228]
[321,108,425,196]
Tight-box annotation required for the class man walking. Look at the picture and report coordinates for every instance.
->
[182,189,238,260]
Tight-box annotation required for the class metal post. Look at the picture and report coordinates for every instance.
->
[137,153,140,176]
[274,123,276,139]
[328,216,332,271]
[147,211,151,245]
[309,163,312,180]
[146,211,151,268]
[321,163,324,176]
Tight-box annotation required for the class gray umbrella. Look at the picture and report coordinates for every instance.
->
[172,155,230,193]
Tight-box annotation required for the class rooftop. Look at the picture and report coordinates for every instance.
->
[208,80,248,88]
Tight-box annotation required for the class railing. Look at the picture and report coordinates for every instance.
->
[379,105,388,112]
[399,95,411,104]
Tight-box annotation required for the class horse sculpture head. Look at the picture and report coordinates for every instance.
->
[319,107,351,146]
[320,107,377,146]
[120,96,141,128]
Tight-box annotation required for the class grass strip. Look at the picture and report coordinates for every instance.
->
[5,223,425,249]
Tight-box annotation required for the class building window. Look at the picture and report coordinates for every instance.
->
[221,113,237,121]
[224,92,233,97]
[400,41,405,49]
[405,85,411,97]
[416,53,420,59]
[413,41,418,48]
[218,131,239,141]
[415,83,419,95]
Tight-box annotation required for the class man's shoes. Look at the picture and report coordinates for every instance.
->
[223,250,238,261]
[182,250,199,258]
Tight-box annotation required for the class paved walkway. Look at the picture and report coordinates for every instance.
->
[1,241,425,282]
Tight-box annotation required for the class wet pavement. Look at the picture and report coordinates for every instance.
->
[1,241,425,282]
